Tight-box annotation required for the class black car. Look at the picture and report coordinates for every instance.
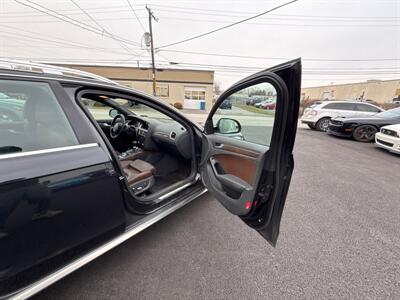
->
[0,59,301,298]
[219,99,232,109]
[327,107,400,142]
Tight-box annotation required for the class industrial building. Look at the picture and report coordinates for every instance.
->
[301,79,400,104]
[55,64,215,110]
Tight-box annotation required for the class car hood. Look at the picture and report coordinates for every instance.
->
[381,124,400,131]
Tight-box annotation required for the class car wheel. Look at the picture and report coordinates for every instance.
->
[316,118,330,132]
[307,124,316,130]
[352,125,377,142]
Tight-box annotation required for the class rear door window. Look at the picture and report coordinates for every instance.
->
[355,103,381,113]
[0,80,79,155]
[323,103,356,110]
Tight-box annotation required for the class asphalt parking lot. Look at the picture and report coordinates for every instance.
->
[35,127,400,299]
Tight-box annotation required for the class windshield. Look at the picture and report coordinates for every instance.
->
[375,107,400,118]
[82,97,174,123]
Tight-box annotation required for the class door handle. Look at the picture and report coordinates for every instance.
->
[214,143,224,149]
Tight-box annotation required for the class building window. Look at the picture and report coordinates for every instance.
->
[156,84,169,97]
[184,87,206,101]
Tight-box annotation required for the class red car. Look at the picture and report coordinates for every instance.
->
[261,102,276,110]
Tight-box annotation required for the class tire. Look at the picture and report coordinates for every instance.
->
[352,125,377,142]
[307,124,317,130]
[316,117,331,132]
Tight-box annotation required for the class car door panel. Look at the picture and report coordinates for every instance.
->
[212,154,257,185]
[201,59,301,246]
[201,134,267,215]
[0,145,126,281]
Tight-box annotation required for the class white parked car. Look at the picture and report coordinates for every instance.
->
[301,101,384,131]
[375,124,400,154]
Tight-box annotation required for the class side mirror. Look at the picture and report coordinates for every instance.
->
[109,108,119,118]
[216,118,241,134]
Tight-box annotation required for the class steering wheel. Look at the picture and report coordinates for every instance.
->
[110,114,126,139]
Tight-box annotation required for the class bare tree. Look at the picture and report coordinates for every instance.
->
[213,81,223,95]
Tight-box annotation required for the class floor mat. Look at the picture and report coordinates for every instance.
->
[151,169,190,193]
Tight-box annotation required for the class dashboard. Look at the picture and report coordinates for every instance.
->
[125,115,192,159]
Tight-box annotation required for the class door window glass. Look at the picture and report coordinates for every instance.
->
[323,102,356,110]
[81,98,113,120]
[212,82,276,146]
[0,80,79,155]
[321,103,337,109]
[334,103,356,110]
[355,104,380,113]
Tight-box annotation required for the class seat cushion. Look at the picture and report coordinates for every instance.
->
[121,159,155,185]
[129,159,155,174]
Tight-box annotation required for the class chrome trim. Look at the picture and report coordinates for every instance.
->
[0,143,98,160]
[7,188,208,300]
[158,173,201,201]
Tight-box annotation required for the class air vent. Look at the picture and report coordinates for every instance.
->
[170,132,176,139]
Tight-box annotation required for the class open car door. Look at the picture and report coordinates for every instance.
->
[200,59,301,246]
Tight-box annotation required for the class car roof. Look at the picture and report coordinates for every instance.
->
[0,59,117,85]
[317,100,381,108]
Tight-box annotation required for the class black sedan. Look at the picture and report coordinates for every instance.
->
[327,107,400,142]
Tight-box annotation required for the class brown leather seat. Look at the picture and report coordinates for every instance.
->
[120,159,155,185]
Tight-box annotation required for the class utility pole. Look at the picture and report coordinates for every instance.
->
[146,5,158,96]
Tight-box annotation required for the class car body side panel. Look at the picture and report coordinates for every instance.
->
[0,145,126,282]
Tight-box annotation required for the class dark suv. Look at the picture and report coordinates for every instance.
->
[0,59,301,298]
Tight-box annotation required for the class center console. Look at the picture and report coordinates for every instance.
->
[118,144,142,160]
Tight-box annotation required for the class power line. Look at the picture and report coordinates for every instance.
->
[0,31,128,56]
[0,24,142,55]
[13,0,142,47]
[151,4,400,20]
[4,4,142,16]
[2,55,398,74]
[156,62,400,74]
[154,62,400,75]
[159,49,400,62]
[2,15,399,27]
[1,56,154,63]
[154,8,399,22]
[126,0,146,32]
[69,0,139,57]
[4,2,398,22]
[155,0,298,49]
[154,16,400,27]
